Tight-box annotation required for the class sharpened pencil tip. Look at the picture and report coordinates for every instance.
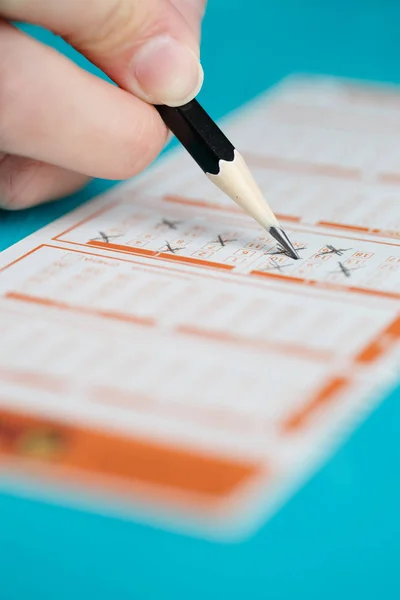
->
[269,227,300,260]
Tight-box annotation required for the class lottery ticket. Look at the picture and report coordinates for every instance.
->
[1,75,400,540]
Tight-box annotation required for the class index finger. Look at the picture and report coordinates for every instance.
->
[0,21,167,179]
[1,0,204,106]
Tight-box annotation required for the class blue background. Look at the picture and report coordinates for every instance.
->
[1,1,400,598]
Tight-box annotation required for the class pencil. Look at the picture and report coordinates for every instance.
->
[155,100,299,260]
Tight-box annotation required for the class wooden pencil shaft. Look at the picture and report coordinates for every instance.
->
[154,101,299,259]
[155,100,235,174]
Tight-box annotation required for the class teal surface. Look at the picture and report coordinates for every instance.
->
[1,1,400,598]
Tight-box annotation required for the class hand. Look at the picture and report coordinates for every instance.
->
[0,0,206,209]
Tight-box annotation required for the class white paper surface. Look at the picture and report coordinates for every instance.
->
[1,75,400,540]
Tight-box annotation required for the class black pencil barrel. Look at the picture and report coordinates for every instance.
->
[155,100,235,175]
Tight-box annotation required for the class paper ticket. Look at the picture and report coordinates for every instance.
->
[1,75,399,540]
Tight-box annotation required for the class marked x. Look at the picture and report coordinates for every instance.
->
[159,218,181,230]
[162,241,186,254]
[316,245,352,257]
[331,261,363,278]
[211,234,237,247]
[267,244,306,258]
[262,258,292,273]
[91,231,122,243]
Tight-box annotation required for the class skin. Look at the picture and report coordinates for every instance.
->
[0,0,206,209]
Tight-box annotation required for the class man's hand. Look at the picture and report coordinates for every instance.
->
[0,0,206,209]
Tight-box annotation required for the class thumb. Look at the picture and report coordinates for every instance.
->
[0,0,204,106]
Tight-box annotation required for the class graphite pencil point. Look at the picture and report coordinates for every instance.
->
[269,227,300,260]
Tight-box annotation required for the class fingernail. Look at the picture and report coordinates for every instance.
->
[130,35,204,107]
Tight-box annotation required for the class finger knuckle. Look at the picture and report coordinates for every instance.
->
[0,155,40,209]
[68,0,140,55]
[68,0,172,57]
[114,119,166,178]
[0,47,25,148]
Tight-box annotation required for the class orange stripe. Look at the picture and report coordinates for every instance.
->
[274,214,301,223]
[0,408,262,503]
[0,245,46,273]
[379,172,400,185]
[164,194,242,214]
[282,378,349,432]
[96,308,154,326]
[6,292,155,327]
[87,241,233,270]
[250,270,400,300]
[178,325,256,344]
[355,338,386,364]
[177,325,332,361]
[347,286,400,301]
[317,221,371,234]
[356,316,400,364]
[158,252,234,271]
[164,194,301,223]
[244,153,361,180]
[0,367,64,393]
[251,271,304,285]
[386,316,400,337]
[87,240,157,257]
